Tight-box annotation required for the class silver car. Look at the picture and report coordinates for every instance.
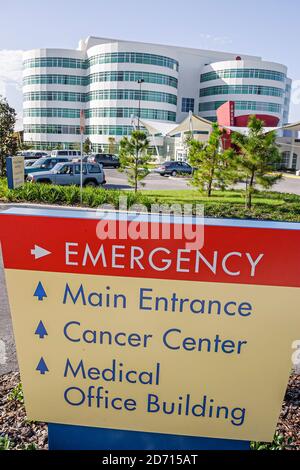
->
[27,162,106,187]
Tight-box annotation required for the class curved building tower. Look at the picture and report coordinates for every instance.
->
[199,59,289,126]
[23,37,291,152]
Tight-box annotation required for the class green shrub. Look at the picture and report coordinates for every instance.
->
[251,433,293,450]
[0,435,12,450]
[8,382,24,404]
[2,179,300,222]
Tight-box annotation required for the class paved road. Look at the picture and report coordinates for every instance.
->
[1,171,300,375]
[104,169,300,194]
[104,169,192,191]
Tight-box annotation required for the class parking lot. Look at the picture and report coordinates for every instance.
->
[104,169,300,194]
[104,169,191,191]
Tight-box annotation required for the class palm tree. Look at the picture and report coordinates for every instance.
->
[119,130,151,192]
[231,116,281,209]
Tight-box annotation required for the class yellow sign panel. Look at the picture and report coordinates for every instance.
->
[5,270,298,442]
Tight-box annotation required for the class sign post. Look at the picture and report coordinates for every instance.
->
[79,110,85,204]
[6,156,24,189]
[1,207,299,449]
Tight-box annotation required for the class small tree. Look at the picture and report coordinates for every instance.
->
[0,96,17,176]
[83,137,91,154]
[188,123,238,196]
[231,116,281,209]
[119,130,151,192]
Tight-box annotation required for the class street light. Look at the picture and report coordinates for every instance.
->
[137,79,144,130]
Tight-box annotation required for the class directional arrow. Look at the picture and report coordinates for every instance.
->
[34,282,47,301]
[35,321,48,339]
[36,357,49,375]
[31,245,51,260]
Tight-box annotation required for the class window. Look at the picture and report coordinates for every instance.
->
[199,101,282,113]
[88,71,178,88]
[181,98,194,113]
[87,164,101,173]
[23,74,87,86]
[199,85,284,98]
[87,89,177,105]
[74,164,87,175]
[85,107,176,122]
[200,68,286,83]
[292,153,298,170]
[59,165,73,175]
[23,57,87,69]
[23,91,85,102]
[88,52,179,71]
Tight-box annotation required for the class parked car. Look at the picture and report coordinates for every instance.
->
[50,150,82,159]
[24,159,37,168]
[24,157,69,176]
[89,153,120,168]
[27,162,106,187]
[17,150,49,160]
[154,161,194,177]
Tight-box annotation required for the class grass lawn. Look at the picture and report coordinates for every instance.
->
[143,189,285,206]
[143,189,300,222]
[1,177,300,222]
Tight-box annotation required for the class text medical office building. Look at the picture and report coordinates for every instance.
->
[23,36,292,156]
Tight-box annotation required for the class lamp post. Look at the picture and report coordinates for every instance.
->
[137,79,144,130]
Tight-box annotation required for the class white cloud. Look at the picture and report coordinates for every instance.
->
[198,33,233,46]
[0,50,23,129]
[0,49,23,95]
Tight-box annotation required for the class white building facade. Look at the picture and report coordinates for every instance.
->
[22,36,291,153]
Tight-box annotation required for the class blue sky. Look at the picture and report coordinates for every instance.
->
[1,0,299,126]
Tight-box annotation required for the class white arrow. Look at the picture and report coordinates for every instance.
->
[31,245,51,260]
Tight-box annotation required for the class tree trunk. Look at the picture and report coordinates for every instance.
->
[207,179,212,197]
[207,166,214,197]
[134,152,138,193]
[246,171,255,210]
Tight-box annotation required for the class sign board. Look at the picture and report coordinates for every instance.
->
[6,156,24,189]
[0,207,299,443]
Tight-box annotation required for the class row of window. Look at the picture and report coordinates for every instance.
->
[85,107,176,121]
[88,52,179,71]
[199,100,282,113]
[24,124,136,136]
[200,68,286,83]
[23,107,176,121]
[23,74,86,86]
[23,53,179,71]
[23,108,81,118]
[199,84,284,98]
[23,141,118,152]
[23,90,177,105]
[88,71,177,87]
[23,71,178,88]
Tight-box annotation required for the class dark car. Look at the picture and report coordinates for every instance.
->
[90,153,120,168]
[155,161,194,177]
